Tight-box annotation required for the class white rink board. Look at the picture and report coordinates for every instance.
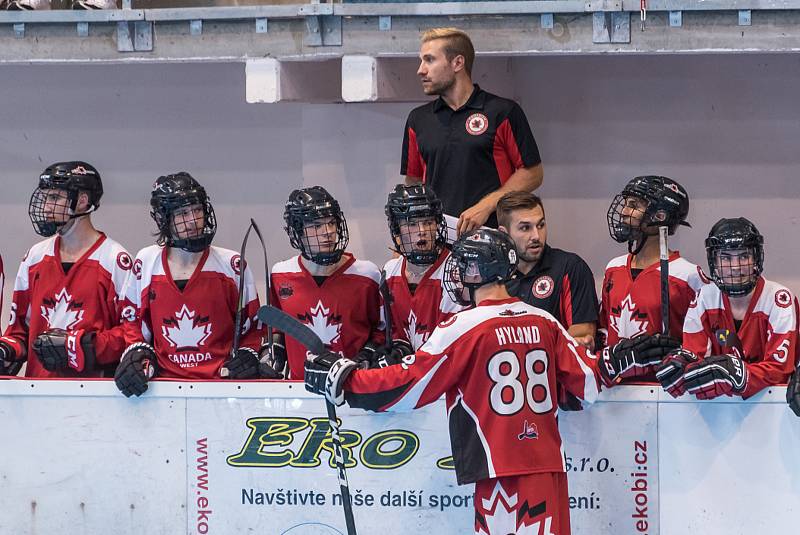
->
[0,380,796,535]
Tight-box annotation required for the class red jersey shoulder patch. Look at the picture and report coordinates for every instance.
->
[775,289,792,308]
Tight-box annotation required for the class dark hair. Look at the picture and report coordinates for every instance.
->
[496,191,545,229]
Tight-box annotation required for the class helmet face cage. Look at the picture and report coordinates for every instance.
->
[150,175,216,253]
[442,229,518,306]
[606,193,648,249]
[705,219,764,297]
[386,184,447,265]
[28,162,103,237]
[286,207,349,266]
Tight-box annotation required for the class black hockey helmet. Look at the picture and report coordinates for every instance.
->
[705,217,764,297]
[385,183,447,266]
[284,186,349,266]
[607,175,690,254]
[443,228,518,306]
[150,172,216,253]
[29,161,104,236]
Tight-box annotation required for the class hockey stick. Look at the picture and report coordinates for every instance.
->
[378,269,393,349]
[256,305,357,535]
[231,219,271,358]
[658,226,670,336]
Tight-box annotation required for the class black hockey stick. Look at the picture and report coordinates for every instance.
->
[231,219,271,358]
[378,270,393,349]
[658,226,670,335]
[256,305,357,535]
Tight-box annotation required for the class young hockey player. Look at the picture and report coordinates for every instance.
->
[0,162,130,378]
[260,186,383,379]
[303,228,678,535]
[657,217,798,399]
[600,175,704,380]
[113,172,263,397]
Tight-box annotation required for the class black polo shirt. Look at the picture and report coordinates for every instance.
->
[507,244,598,328]
[401,85,541,228]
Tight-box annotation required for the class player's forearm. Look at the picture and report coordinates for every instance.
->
[94,324,128,365]
[485,163,543,205]
[567,323,596,348]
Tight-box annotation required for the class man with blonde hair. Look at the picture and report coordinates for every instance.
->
[402,27,543,234]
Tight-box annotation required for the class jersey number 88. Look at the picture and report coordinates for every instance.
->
[487,349,552,415]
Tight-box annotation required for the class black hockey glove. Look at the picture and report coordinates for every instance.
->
[220,347,260,379]
[258,339,287,379]
[374,340,414,368]
[304,350,357,406]
[33,329,96,373]
[114,343,158,398]
[353,341,381,370]
[682,353,748,400]
[0,340,24,377]
[787,368,800,417]
[655,348,699,398]
[598,333,681,387]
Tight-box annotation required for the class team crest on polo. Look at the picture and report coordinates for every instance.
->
[532,275,554,299]
[465,113,489,136]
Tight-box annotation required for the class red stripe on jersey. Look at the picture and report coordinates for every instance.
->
[405,127,425,179]
[493,118,523,184]
[559,274,574,328]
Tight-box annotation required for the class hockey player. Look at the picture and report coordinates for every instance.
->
[303,228,678,535]
[600,175,704,380]
[656,218,798,400]
[261,186,383,379]
[113,172,263,397]
[788,366,800,417]
[380,184,465,357]
[0,161,130,378]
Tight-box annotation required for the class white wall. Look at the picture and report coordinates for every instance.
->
[0,55,798,322]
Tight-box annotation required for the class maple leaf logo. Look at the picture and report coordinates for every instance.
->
[41,288,84,330]
[403,310,429,351]
[477,482,544,535]
[609,295,649,338]
[299,300,341,347]
[161,305,212,350]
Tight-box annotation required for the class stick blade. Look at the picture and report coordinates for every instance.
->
[256,305,325,354]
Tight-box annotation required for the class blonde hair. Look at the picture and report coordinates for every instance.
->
[421,27,475,76]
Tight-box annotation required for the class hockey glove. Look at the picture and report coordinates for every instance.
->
[304,350,357,406]
[0,340,24,377]
[787,369,800,417]
[220,347,260,379]
[374,340,414,368]
[682,353,748,400]
[598,333,681,386]
[258,339,287,379]
[353,341,381,370]
[32,329,96,373]
[655,348,699,398]
[114,343,158,398]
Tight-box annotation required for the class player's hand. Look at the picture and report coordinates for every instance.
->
[572,334,595,350]
[258,340,287,379]
[304,350,357,406]
[220,348,260,379]
[32,329,96,373]
[682,353,748,400]
[353,341,381,370]
[655,348,698,398]
[787,369,800,417]
[456,198,495,236]
[374,340,414,368]
[599,333,681,386]
[0,341,23,377]
[114,343,158,398]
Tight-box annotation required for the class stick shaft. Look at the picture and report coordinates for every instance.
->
[659,226,670,336]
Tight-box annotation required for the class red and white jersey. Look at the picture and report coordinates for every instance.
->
[1,234,131,378]
[682,276,798,398]
[345,297,600,485]
[599,252,705,347]
[382,250,466,350]
[121,245,263,380]
[271,253,382,379]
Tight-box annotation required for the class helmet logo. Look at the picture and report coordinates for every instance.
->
[508,249,517,264]
[532,276,554,299]
[71,166,90,175]
[664,182,680,194]
[465,113,489,136]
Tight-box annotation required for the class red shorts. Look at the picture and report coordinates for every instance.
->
[474,472,571,535]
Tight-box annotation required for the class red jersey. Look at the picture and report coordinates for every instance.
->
[271,253,382,379]
[1,234,131,378]
[682,276,798,398]
[121,245,263,379]
[382,250,465,350]
[344,297,601,485]
[599,252,705,346]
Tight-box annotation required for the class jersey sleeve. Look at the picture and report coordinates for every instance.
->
[741,296,798,398]
[120,257,152,348]
[92,250,133,366]
[497,103,541,170]
[596,271,610,348]
[548,318,601,405]
[400,115,424,179]
[559,256,599,327]
[681,298,712,358]
[0,255,33,359]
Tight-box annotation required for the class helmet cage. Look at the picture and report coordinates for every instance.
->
[285,206,349,266]
[443,230,517,306]
[705,229,764,297]
[28,165,102,237]
[151,189,216,253]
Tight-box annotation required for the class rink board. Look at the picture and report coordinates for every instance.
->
[0,380,796,535]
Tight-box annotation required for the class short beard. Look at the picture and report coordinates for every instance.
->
[424,76,456,96]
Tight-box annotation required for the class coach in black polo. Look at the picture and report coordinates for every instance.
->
[497,191,598,349]
[402,28,543,234]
